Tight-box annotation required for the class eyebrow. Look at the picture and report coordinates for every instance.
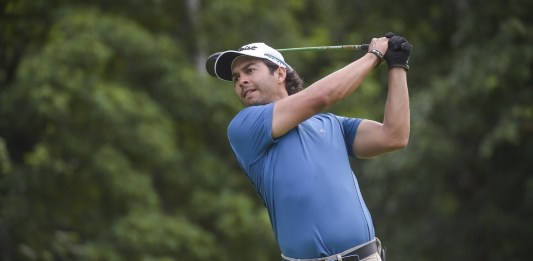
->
[232,61,258,78]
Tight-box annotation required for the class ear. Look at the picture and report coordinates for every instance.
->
[277,67,287,83]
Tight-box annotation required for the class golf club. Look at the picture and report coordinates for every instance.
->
[205,44,369,78]
[277,44,369,52]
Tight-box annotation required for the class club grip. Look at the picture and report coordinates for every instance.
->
[360,44,369,51]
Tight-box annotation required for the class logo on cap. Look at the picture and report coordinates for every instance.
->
[238,45,258,51]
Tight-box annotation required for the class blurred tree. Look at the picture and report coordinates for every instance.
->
[356,0,533,260]
[1,0,532,260]
[0,6,276,261]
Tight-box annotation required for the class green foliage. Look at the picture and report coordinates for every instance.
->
[1,0,532,260]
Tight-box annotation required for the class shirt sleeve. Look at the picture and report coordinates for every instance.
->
[227,104,276,170]
[338,116,363,158]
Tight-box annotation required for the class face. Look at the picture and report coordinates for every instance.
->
[231,56,287,107]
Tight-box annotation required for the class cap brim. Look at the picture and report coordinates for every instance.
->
[214,51,242,81]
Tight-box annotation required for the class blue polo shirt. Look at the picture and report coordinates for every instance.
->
[227,103,375,259]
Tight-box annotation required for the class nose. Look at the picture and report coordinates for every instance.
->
[235,78,250,95]
[235,77,250,90]
[237,74,249,85]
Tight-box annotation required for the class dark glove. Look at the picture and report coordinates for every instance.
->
[384,33,412,71]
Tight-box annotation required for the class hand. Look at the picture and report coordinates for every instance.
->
[367,36,389,67]
[384,32,412,71]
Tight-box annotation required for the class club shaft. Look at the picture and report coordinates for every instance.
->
[277,44,369,52]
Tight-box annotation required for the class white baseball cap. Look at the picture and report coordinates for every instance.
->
[214,42,293,81]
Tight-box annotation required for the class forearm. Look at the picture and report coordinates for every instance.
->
[382,68,410,147]
[272,36,388,138]
[305,53,380,109]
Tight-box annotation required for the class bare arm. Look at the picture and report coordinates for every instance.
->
[271,37,389,138]
[353,68,410,158]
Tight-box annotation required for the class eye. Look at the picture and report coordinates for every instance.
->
[232,76,239,83]
[245,68,255,74]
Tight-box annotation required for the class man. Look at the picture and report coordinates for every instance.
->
[211,33,411,261]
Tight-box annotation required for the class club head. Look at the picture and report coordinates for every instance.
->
[205,52,221,78]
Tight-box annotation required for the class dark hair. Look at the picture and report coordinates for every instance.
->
[264,59,304,95]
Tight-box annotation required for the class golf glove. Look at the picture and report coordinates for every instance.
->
[384,35,412,71]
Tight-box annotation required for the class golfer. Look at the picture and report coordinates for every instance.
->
[212,33,411,261]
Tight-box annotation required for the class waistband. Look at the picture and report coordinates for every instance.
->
[281,238,381,261]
